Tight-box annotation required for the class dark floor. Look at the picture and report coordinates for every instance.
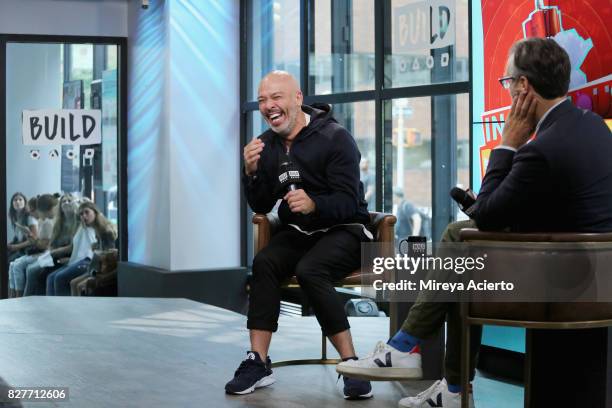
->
[0,297,522,407]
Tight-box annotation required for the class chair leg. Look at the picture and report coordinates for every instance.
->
[524,329,533,408]
[461,320,471,408]
[322,332,327,360]
[271,331,340,367]
[389,302,399,336]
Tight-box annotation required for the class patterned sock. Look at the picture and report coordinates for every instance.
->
[387,330,421,352]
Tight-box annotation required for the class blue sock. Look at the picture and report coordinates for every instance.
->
[447,382,462,394]
[387,330,421,352]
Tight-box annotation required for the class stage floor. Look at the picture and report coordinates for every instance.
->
[0,297,521,407]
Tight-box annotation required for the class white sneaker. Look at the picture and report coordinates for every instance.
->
[398,378,473,408]
[336,341,422,380]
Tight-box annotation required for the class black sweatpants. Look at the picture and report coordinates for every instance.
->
[247,227,363,336]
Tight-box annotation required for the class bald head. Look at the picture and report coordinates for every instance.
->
[257,71,305,140]
[259,70,301,95]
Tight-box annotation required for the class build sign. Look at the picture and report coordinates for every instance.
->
[22,109,102,146]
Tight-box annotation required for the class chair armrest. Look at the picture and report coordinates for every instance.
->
[368,212,397,243]
[459,228,612,243]
[252,213,282,254]
[253,214,270,254]
[254,211,396,253]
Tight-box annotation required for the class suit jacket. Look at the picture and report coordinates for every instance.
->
[469,99,612,232]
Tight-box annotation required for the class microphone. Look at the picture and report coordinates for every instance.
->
[278,161,302,192]
[450,187,477,212]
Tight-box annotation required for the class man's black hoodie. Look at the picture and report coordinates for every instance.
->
[242,103,370,231]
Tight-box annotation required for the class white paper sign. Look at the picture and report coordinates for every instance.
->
[22,109,102,146]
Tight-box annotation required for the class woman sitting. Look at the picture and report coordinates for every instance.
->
[46,201,116,296]
[7,192,38,265]
[23,194,79,296]
[8,194,59,297]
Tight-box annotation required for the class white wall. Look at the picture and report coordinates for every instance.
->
[127,0,171,269]
[127,0,240,270]
[6,44,63,239]
[167,0,240,270]
[0,0,128,37]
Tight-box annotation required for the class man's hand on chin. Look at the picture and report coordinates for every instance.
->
[501,91,538,150]
[284,189,316,215]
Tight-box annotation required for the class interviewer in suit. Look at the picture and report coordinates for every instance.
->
[337,37,612,408]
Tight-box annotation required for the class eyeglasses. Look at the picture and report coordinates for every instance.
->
[498,75,516,89]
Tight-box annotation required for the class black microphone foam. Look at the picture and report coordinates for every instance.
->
[278,161,302,192]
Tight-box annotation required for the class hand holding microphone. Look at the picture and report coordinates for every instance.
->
[450,186,477,214]
[284,189,316,214]
[279,161,316,215]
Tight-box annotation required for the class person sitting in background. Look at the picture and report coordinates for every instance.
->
[7,192,38,267]
[337,37,612,408]
[23,194,79,296]
[46,201,116,296]
[28,196,38,216]
[8,194,59,297]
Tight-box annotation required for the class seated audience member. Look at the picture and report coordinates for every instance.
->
[7,192,38,267]
[8,194,59,297]
[226,71,373,399]
[69,248,119,296]
[23,194,79,296]
[27,197,38,218]
[46,201,116,296]
[337,38,612,407]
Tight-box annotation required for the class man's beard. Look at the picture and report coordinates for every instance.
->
[273,107,298,138]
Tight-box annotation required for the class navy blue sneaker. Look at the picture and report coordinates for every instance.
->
[342,375,373,400]
[225,351,275,395]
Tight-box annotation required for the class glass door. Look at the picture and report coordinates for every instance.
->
[3,38,124,298]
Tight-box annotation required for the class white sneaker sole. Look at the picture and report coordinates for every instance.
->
[344,390,374,400]
[229,375,276,395]
[336,365,423,381]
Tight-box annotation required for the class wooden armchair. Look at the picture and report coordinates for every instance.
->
[252,211,396,367]
[459,228,612,408]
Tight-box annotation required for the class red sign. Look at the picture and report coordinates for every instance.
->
[478,0,612,178]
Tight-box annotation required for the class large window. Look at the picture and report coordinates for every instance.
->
[247,0,301,100]
[384,93,469,241]
[333,101,377,210]
[241,0,470,264]
[310,0,375,94]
